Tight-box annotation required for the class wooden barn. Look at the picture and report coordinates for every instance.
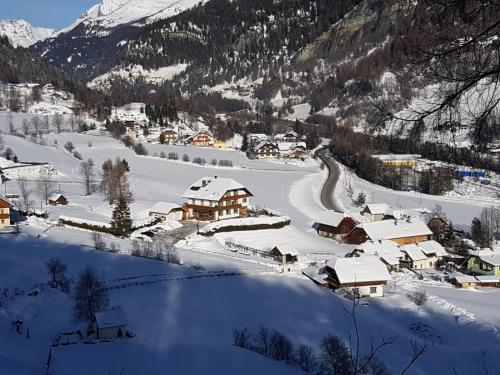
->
[48,194,68,206]
[362,204,391,221]
[344,219,433,245]
[270,244,299,264]
[313,211,357,240]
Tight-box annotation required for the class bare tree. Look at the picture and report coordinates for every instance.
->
[233,328,252,349]
[7,113,14,133]
[53,113,64,133]
[30,116,41,136]
[22,119,30,135]
[74,266,109,322]
[92,232,105,250]
[46,258,70,293]
[80,158,96,196]
[69,114,76,133]
[37,168,56,205]
[18,177,34,212]
[100,158,133,204]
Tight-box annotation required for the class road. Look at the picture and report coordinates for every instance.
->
[316,148,343,212]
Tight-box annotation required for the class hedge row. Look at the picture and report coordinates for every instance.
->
[200,219,291,236]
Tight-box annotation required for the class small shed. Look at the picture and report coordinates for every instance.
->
[48,194,68,206]
[90,306,128,340]
[149,202,184,221]
[475,275,500,287]
[270,244,299,264]
[449,274,477,289]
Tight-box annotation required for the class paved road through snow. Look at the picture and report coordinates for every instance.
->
[316,148,343,212]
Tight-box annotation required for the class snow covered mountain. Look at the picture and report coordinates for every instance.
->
[58,0,206,35]
[0,19,55,48]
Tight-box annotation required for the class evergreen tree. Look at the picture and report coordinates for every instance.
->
[241,133,249,152]
[471,217,486,247]
[110,196,132,237]
[306,131,320,150]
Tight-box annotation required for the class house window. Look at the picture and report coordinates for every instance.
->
[370,287,377,294]
[242,198,247,203]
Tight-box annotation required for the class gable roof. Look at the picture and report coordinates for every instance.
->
[449,273,477,283]
[272,243,299,256]
[475,250,500,266]
[94,307,128,329]
[325,256,391,284]
[417,240,448,257]
[48,193,65,201]
[355,219,432,241]
[0,195,14,207]
[400,244,428,261]
[354,240,403,266]
[255,140,279,151]
[315,211,351,228]
[182,177,251,201]
[185,130,213,141]
[149,202,182,215]
[364,204,390,215]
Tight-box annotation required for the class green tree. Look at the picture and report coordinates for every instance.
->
[471,217,486,247]
[241,133,249,152]
[306,131,320,150]
[110,197,132,237]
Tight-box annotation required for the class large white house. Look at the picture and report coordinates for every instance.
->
[182,177,253,221]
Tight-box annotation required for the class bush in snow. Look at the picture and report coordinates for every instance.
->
[211,158,218,166]
[218,159,233,167]
[412,291,427,306]
[133,142,148,156]
[92,232,105,250]
[182,154,190,162]
[46,258,70,293]
[168,152,178,160]
[74,266,109,322]
[72,150,82,160]
[63,141,74,153]
[159,151,167,159]
[193,157,206,165]
[354,191,366,207]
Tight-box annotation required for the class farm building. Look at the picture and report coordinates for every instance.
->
[182,176,252,221]
[362,204,391,221]
[0,195,13,229]
[449,273,478,289]
[287,144,307,159]
[274,132,297,143]
[48,194,68,206]
[254,141,280,159]
[185,131,214,146]
[467,250,500,276]
[349,240,403,271]
[371,154,420,167]
[426,215,451,240]
[313,211,357,240]
[148,202,184,221]
[89,306,128,340]
[344,219,433,245]
[308,256,391,297]
[475,275,500,287]
[270,244,299,264]
[160,129,178,144]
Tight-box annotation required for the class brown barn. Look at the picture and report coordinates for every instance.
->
[344,219,433,245]
[48,194,68,206]
[427,215,450,240]
[0,196,13,229]
[314,211,357,240]
[270,244,299,264]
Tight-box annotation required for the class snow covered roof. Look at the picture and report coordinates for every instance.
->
[325,256,391,284]
[400,244,428,261]
[149,202,182,214]
[273,243,299,256]
[315,211,350,228]
[94,307,128,329]
[417,240,448,257]
[248,133,268,140]
[185,130,213,141]
[357,219,432,241]
[355,240,403,266]
[475,275,500,283]
[449,273,477,283]
[302,267,330,285]
[0,195,14,207]
[48,193,65,201]
[255,140,279,151]
[364,204,391,215]
[182,177,251,201]
[475,250,500,266]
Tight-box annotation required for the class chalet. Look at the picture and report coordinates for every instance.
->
[426,215,451,240]
[400,243,438,270]
[185,131,214,147]
[449,273,478,289]
[0,196,13,229]
[182,176,252,221]
[270,244,299,264]
[313,211,357,240]
[467,250,500,276]
[89,306,128,340]
[362,204,391,221]
[275,132,297,143]
[287,144,307,159]
[350,240,403,271]
[305,256,391,297]
[344,219,433,245]
[254,141,280,159]
[160,129,178,144]
[48,194,68,206]
[148,202,184,221]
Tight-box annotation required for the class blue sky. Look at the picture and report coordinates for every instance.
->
[0,0,97,29]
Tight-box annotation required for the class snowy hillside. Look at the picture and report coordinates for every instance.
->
[0,20,55,48]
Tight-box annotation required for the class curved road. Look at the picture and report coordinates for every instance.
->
[316,148,343,212]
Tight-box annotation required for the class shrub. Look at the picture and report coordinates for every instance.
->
[168,152,178,160]
[133,143,148,155]
[73,151,82,160]
[182,154,190,162]
[159,151,166,159]
[193,157,206,165]
[413,291,427,306]
[63,141,74,152]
